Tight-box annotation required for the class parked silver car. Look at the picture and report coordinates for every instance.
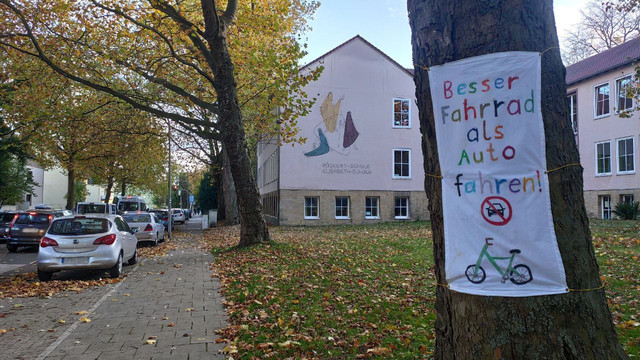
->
[37,215,138,281]
[172,209,186,224]
[123,212,164,246]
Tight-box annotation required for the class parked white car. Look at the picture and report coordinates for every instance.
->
[123,212,164,246]
[37,215,138,281]
[172,209,186,224]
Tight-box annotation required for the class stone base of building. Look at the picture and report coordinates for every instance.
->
[584,189,639,219]
[274,189,429,226]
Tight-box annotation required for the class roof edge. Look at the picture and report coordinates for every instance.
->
[299,35,414,78]
[567,59,637,86]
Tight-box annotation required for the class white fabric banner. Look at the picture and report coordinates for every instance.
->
[428,52,568,296]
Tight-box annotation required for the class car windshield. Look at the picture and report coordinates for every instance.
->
[123,214,151,223]
[0,213,15,222]
[49,218,110,235]
[119,202,139,211]
[15,213,50,225]
[172,210,181,214]
[77,204,106,214]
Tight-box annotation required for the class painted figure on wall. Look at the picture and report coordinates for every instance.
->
[305,93,360,157]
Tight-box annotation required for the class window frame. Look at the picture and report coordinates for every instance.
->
[616,136,635,175]
[601,195,612,220]
[594,82,611,119]
[392,149,411,179]
[334,196,350,219]
[392,98,411,128]
[595,141,612,176]
[614,74,633,113]
[621,194,634,205]
[394,196,409,220]
[365,197,380,219]
[304,197,319,220]
[567,91,578,136]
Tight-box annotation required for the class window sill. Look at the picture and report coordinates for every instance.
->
[392,176,412,180]
[304,217,319,220]
[617,171,635,176]
[394,216,409,220]
[392,125,411,129]
[595,173,612,177]
[335,217,350,220]
[594,114,610,120]
[365,216,380,220]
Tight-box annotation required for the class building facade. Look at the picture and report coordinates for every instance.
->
[566,38,640,219]
[257,36,428,225]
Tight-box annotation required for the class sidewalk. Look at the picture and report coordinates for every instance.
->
[0,217,228,360]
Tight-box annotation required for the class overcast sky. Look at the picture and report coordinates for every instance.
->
[300,0,591,67]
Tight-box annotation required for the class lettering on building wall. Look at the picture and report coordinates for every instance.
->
[321,162,372,175]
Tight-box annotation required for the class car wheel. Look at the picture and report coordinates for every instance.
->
[37,269,53,282]
[127,247,138,265]
[7,244,17,253]
[110,252,123,278]
[154,234,158,247]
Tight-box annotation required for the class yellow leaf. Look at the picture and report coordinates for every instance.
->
[58,319,66,324]
[0,329,6,334]
[81,317,91,323]
[145,339,157,345]
[75,310,88,315]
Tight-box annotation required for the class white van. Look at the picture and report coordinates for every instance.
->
[76,202,117,215]
[118,196,148,214]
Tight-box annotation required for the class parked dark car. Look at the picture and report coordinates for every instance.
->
[6,210,54,252]
[0,211,18,243]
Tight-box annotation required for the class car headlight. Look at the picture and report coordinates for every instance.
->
[4,228,9,233]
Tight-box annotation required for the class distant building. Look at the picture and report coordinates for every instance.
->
[257,36,428,225]
[566,37,640,219]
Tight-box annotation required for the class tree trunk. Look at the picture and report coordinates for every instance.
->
[65,167,75,210]
[104,177,114,204]
[120,181,126,197]
[408,0,626,358]
[208,31,269,247]
[222,148,238,225]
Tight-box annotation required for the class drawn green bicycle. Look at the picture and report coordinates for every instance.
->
[465,237,533,285]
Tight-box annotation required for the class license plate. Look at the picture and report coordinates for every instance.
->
[61,257,88,265]
[22,228,39,233]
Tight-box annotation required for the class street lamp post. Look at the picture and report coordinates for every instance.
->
[167,125,172,239]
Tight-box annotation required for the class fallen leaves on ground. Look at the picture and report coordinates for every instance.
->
[207,222,435,358]
[0,273,121,299]
[138,238,178,258]
[208,220,640,358]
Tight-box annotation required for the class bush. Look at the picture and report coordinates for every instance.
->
[613,201,640,220]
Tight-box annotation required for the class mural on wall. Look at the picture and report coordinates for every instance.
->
[304,92,360,157]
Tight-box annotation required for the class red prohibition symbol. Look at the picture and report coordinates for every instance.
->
[481,196,512,226]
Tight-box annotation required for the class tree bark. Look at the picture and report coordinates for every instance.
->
[222,148,238,225]
[120,181,126,197]
[104,176,114,204]
[65,167,75,210]
[203,3,270,247]
[408,0,627,358]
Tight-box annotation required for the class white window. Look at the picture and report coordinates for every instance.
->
[393,98,411,128]
[594,83,610,118]
[617,137,634,174]
[615,75,633,112]
[393,149,411,179]
[567,92,578,136]
[304,197,319,219]
[365,197,380,219]
[394,197,409,219]
[621,194,634,204]
[595,141,611,175]
[601,195,612,220]
[335,197,349,219]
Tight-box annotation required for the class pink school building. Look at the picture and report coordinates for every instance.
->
[566,38,640,219]
[257,36,428,225]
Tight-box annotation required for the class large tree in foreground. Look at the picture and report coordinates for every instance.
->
[0,0,318,247]
[408,0,627,358]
